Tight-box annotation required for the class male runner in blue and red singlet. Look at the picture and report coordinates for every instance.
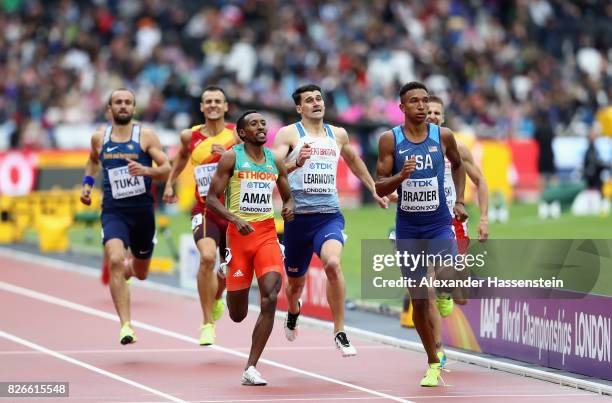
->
[80,88,170,345]
[376,82,467,386]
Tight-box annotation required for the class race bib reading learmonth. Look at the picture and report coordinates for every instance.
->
[400,176,440,212]
[109,166,146,199]
[195,163,217,197]
[302,160,336,193]
[239,179,274,213]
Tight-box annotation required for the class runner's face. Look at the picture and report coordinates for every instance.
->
[399,89,429,124]
[109,90,135,125]
[426,102,445,125]
[200,90,228,121]
[240,113,267,145]
[296,90,325,120]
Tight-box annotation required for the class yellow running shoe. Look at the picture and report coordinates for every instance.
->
[420,363,441,387]
[212,299,225,322]
[199,323,215,346]
[119,323,137,345]
[436,294,454,318]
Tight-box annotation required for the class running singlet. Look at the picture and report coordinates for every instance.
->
[443,158,456,214]
[101,124,153,209]
[286,122,340,214]
[225,144,278,222]
[190,123,236,205]
[392,123,451,224]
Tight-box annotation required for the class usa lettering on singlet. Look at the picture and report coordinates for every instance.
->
[392,123,450,221]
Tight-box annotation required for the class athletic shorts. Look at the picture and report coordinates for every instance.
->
[191,202,228,253]
[452,218,470,254]
[283,212,345,277]
[225,218,283,291]
[101,207,156,259]
[395,217,457,281]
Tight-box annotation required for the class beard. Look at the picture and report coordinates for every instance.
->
[113,112,133,125]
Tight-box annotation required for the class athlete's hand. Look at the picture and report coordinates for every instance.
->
[211,144,226,155]
[80,185,92,206]
[400,156,417,180]
[297,143,311,167]
[163,185,178,204]
[477,218,489,242]
[388,192,399,203]
[126,159,149,176]
[453,202,468,222]
[234,218,254,235]
[374,194,389,209]
[282,200,295,222]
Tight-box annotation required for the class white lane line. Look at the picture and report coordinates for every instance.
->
[0,281,412,403]
[0,330,187,403]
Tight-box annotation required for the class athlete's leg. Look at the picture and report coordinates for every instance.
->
[227,288,250,323]
[409,289,439,364]
[196,237,218,324]
[283,214,314,315]
[105,239,131,325]
[246,271,281,369]
[319,239,345,333]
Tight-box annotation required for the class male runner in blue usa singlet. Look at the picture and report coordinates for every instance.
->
[375,82,467,387]
[273,84,389,357]
[80,88,170,345]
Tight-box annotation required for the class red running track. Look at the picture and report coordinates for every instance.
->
[0,253,608,403]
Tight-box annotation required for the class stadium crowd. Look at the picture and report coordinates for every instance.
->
[1,0,610,148]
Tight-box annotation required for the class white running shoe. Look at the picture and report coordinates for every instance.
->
[334,331,357,357]
[241,366,267,386]
[284,299,301,342]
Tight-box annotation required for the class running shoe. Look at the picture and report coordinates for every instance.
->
[436,294,454,317]
[334,331,357,357]
[212,299,225,322]
[199,323,215,346]
[284,300,301,342]
[420,363,442,387]
[241,366,267,386]
[119,322,137,345]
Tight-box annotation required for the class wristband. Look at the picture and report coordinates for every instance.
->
[82,176,95,187]
[455,201,464,206]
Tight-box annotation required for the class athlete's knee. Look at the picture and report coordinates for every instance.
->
[411,298,429,312]
[229,308,247,323]
[260,292,278,314]
[286,278,305,295]
[199,249,216,272]
[107,252,126,272]
[323,256,341,279]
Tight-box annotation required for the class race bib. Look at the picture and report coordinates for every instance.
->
[194,163,218,197]
[302,160,336,194]
[108,166,146,199]
[239,179,274,213]
[443,159,456,212]
[400,176,440,212]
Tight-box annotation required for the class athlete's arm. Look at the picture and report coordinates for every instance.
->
[131,128,171,181]
[375,131,416,197]
[441,127,468,221]
[80,129,104,206]
[163,129,191,203]
[337,127,388,208]
[272,126,309,173]
[206,150,254,235]
[459,142,488,241]
[274,156,295,222]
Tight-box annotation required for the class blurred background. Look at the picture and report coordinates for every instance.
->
[0,0,611,278]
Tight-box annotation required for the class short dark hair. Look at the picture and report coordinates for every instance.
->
[107,88,136,106]
[398,82,428,99]
[236,110,259,134]
[292,84,323,105]
[429,95,444,106]
[201,85,227,101]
